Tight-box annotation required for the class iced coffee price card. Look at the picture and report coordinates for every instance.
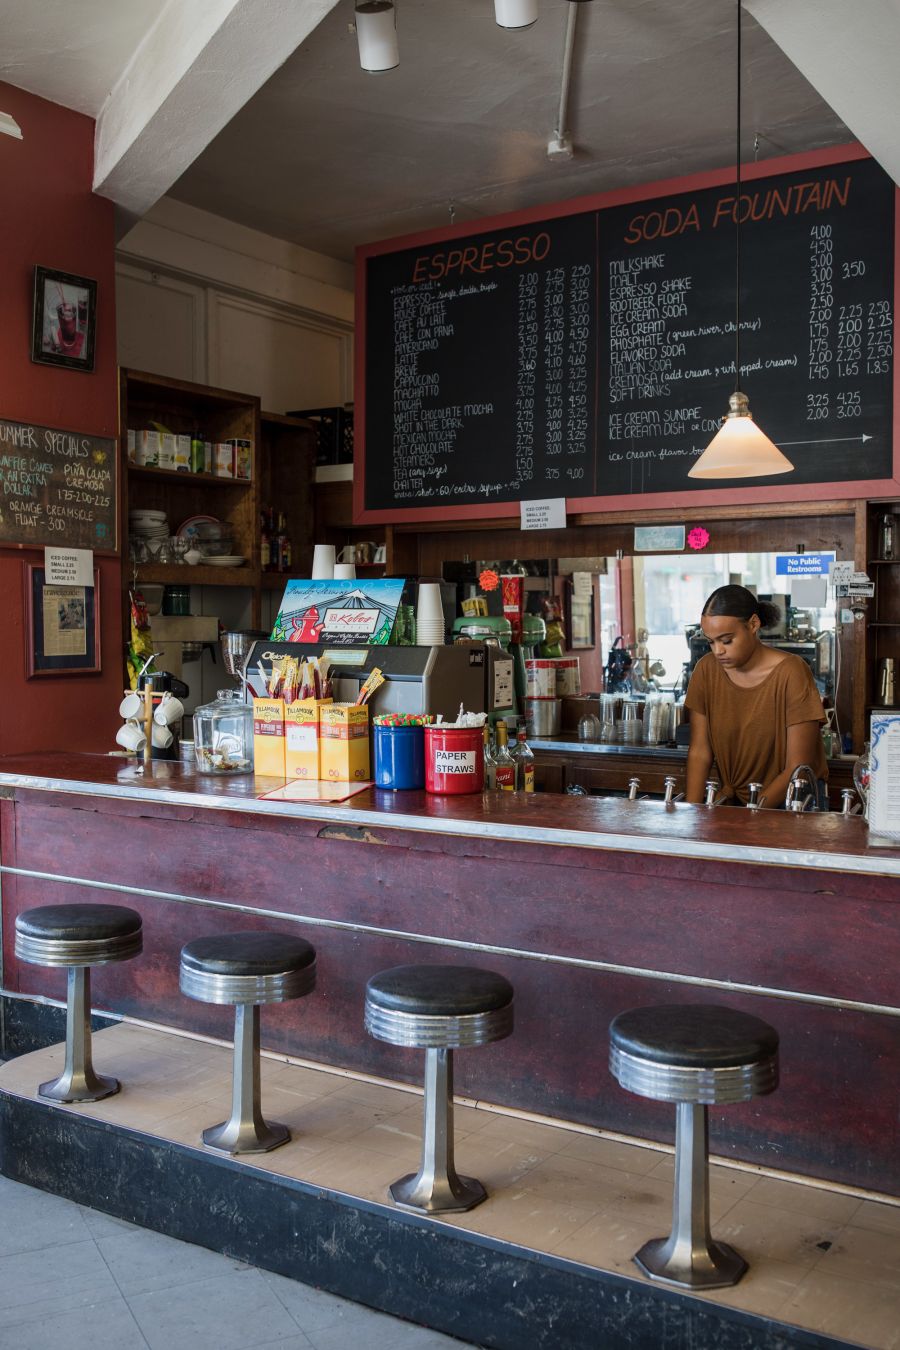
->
[869,714,900,840]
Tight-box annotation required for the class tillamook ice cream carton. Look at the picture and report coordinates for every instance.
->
[319,704,370,781]
[285,697,332,779]
[253,697,285,777]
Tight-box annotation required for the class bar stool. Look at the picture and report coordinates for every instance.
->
[14,903,143,1103]
[365,963,514,1214]
[609,1003,779,1290]
[180,931,316,1155]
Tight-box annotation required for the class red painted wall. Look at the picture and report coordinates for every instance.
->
[0,82,121,754]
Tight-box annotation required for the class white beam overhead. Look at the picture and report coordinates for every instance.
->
[746,0,900,186]
[94,0,340,221]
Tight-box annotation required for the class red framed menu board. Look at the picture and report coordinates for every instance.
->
[354,143,899,524]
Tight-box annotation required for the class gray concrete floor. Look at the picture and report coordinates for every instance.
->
[0,1176,470,1349]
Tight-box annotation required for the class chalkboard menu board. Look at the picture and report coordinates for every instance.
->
[359,153,895,518]
[0,419,117,550]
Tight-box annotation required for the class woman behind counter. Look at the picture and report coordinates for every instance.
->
[684,585,828,807]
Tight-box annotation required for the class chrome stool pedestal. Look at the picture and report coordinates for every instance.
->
[609,1004,779,1291]
[15,904,143,1103]
[365,965,514,1215]
[180,932,316,1156]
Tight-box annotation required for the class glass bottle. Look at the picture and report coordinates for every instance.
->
[482,724,497,792]
[852,740,871,820]
[879,514,896,562]
[511,725,535,792]
[193,689,254,775]
[260,509,271,571]
[494,720,516,791]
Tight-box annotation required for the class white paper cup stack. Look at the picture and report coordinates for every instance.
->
[416,582,445,645]
[311,544,336,579]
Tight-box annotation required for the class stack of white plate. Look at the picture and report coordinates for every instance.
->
[205,555,246,567]
[130,509,169,540]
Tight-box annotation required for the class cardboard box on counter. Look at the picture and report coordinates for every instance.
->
[320,703,370,781]
[253,698,286,777]
[285,696,333,779]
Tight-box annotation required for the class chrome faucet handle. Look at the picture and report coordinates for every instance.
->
[786,764,820,812]
[663,775,678,805]
[840,788,861,815]
[627,777,641,801]
[704,779,720,806]
[746,781,765,810]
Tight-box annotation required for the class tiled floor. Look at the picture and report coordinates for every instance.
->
[2,1022,900,1349]
[0,1177,464,1350]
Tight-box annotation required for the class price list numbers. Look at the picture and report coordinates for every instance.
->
[808,224,834,381]
[516,271,539,488]
[566,263,592,482]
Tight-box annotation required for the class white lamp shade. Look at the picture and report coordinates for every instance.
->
[494,0,538,28]
[356,1,399,72]
[689,397,794,480]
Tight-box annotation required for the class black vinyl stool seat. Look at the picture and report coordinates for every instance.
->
[609,1004,779,1290]
[365,964,514,1213]
[15,903,143,1103]
[180,931,315,1155]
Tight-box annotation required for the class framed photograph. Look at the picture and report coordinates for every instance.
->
[31,266,97,371]
[24,565,101,677]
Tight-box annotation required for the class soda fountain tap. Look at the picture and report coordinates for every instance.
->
[746,782,766,810]
[785,765,819,812]
[841,788,862,815]
[627,777,641,801]
[663,775,683,805]
[704,779,720,806]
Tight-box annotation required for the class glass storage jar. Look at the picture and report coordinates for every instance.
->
[193,689,254,775]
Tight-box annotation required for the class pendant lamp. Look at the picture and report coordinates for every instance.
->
[688,0,793,480]
[355,1,399,73]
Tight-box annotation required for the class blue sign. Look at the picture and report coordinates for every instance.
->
[775,553,836,576]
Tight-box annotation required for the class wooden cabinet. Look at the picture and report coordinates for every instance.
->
[120,369,316,626]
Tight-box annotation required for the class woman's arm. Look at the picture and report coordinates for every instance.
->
[762,720,822,809]
[685,709,714,803]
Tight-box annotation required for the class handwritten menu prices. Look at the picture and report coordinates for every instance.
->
[364,213,598,510]
[597,157,894,493]
[361,155,894,516]
[0,419,117,550]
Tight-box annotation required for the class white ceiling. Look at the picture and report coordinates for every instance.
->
[0,0,163,117]
[0,0,852,263]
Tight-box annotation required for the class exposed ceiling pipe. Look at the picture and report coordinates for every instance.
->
[547,2,579,160]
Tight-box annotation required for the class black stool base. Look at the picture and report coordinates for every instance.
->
[635,1235,747,1290]
[39,1070,120,1104]
[202,1117,290,1156]
[390,1169,486,1215]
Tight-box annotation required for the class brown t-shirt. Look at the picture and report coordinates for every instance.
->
[685,652,827,802]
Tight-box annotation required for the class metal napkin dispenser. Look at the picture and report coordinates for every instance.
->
[246,641,487,723]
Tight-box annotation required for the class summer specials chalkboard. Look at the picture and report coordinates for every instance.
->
[358,151,896,520]
[0,419,117,550]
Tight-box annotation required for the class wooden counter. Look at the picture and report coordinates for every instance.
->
[1,753,897,1198]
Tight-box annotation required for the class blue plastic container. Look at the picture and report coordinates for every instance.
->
[373,723,425,790]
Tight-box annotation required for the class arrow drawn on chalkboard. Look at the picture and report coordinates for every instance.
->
[777,434,874,448]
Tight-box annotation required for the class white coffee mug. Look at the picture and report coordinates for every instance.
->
[336,545,357,564]
[116,721,146,752]
[151,723,174,750]
[119,691,142,719]
[373,544,387,564]
[154,693,184,726]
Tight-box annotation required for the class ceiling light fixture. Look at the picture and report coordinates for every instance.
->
[688,0,793,481]
[494,0,538,28]
[355,0,399,74]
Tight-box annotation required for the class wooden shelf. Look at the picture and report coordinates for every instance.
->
[260,572,296,590]
[135,564,259,587]
[128,465,253,489]
[867,622,900,628]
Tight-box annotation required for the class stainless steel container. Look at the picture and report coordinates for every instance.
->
[526,697,561,737]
